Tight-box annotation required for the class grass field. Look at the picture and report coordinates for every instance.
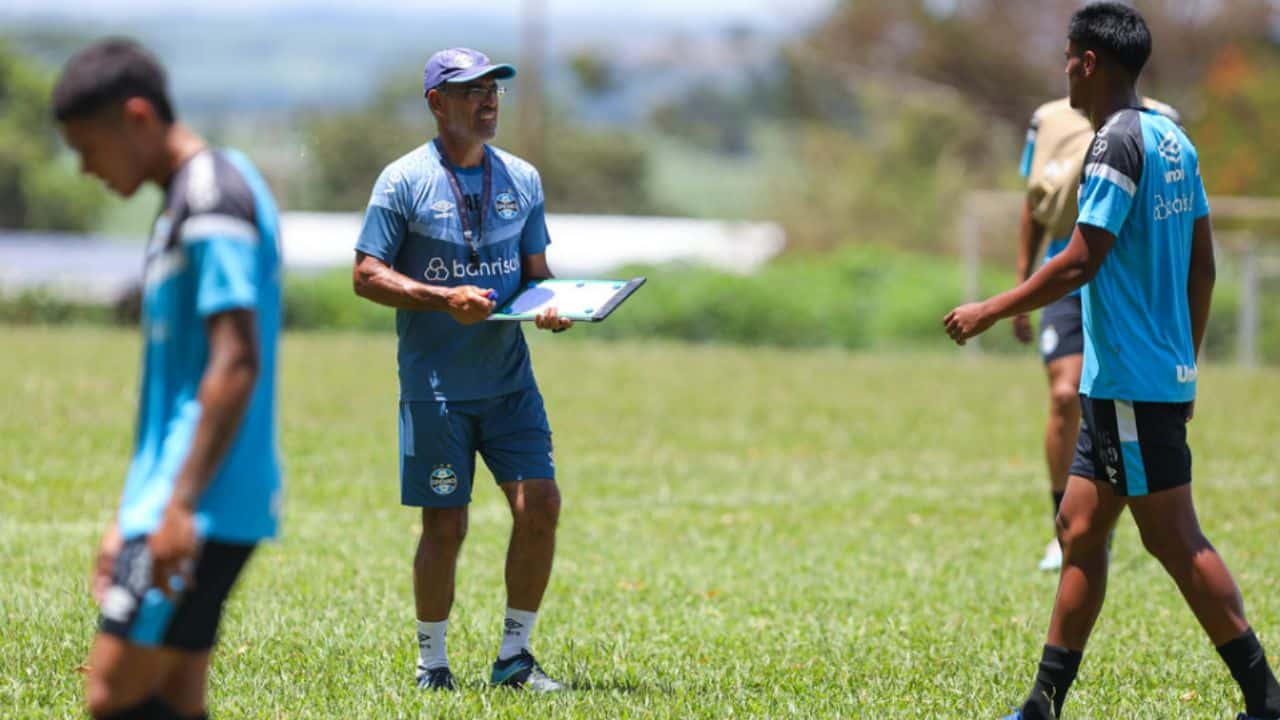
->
[2,326,1279,719]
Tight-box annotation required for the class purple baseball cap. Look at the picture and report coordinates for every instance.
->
[423,48,516,96]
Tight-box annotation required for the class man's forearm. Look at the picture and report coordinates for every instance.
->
[354,258,453,311]
[986,249,1091,322]
[170,313,259,510]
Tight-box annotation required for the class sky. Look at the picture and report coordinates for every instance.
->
[3,0,838,26]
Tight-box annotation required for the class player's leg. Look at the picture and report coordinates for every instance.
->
[84,635,179,719]
[1009,397,1126,720]
[501,478,560,615]
[1037,296,1084,571]
[479,386,563,691]
[1122,400,1280,718]
[152,540,255,718]
[89,539,254,719]
[1046,474,1126,650]
[400,400,478,690]
[155,652,211,719]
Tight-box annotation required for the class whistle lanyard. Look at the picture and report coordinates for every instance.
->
[434,138,491,267]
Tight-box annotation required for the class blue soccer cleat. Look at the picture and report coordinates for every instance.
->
[490,650,565,692]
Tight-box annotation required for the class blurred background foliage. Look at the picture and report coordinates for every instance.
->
[3,0,1279,359]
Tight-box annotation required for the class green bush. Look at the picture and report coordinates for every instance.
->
[6,246,1277,367]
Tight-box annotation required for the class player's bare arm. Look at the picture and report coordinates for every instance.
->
[1185,214,1216,422]
[1188,214,1216,362]
[353,251,494,324]
[945,223,1114,344]
[1012,200,1047,343]
[522,252,572,332]
[149,309,260,593]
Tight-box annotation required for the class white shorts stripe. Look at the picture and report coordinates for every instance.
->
[179,214,259,245]
[1084,163,1137,196]
[1114,400,1140,443]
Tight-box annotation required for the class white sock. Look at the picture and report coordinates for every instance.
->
[498,608,537,661]
[417,619,448,672]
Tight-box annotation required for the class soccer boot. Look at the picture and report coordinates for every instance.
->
[416,666,456,691]
[490,650,565,692]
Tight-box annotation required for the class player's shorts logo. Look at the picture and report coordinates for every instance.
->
[430,465,458,495]
[495,192,519,220]
[424,257,450,282]
[1041,325,1059,356]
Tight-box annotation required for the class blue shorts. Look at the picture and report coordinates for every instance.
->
[399,386,555,508]
[1039,294,1084,364]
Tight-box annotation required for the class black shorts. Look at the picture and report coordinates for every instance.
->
[1040,294,1084,364]
[98,537,255,652]
[1068,395,1193,497]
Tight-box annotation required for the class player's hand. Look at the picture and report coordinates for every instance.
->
[1185,400,1196,422]
[534,306,572,333]
[91,522,123,604]
[943,302,996,345]
[148,501,198,598]
[1012,313,1033,344]
[446,286,495,325]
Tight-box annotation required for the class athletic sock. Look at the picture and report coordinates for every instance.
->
[1217,628,1280,718]
[1020,644,1083,720]
[98,696,181,720]
[416,619,449,672]
[1051,491,1066,519]
[498,607,537,661]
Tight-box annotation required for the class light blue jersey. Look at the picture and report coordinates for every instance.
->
[1076,108,1210,402]
[119,148,283,543]
[355,141,551,402]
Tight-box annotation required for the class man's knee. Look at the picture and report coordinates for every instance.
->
[1056,507,1108,555]
[1049,382,1081,419]
[420,507,468,548]
[513,481,560,534]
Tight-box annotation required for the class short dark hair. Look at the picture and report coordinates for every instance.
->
[1068,2,1152,76]
[52,39,175,124]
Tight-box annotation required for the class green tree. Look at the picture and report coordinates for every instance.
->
[0,40,106,231]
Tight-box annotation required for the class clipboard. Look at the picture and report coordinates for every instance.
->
[487,278,646,322]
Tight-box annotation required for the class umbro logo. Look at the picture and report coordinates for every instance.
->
[1158,130,1182,164]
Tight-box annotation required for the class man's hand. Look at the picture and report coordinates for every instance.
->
[1186,400,1196,423]
[1012,313,1034,344]
[91,522,123,604]
[446,286,496,325]
[534,306,573,333]
[148,501,198,598]
[943,302,996,345]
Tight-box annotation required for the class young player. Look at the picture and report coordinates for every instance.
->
[1014,92,1179,572]
[54,40,283,720]
[352,47,571,692]
[944,5,1280,718]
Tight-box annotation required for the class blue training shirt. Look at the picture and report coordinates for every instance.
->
[355,141,551,402]
[1076,108,1210,402]
[120,149,283,543]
